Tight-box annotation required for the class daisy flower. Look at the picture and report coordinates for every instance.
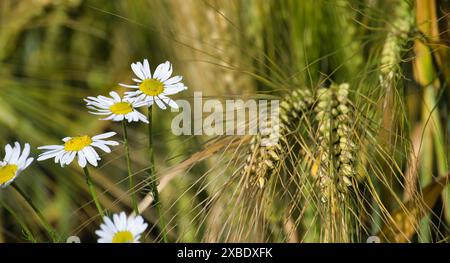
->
[37,132,119,168]
[84,91,149,123]
[0,142,34,188]
[96,212,148,243]
[120,59,187,110]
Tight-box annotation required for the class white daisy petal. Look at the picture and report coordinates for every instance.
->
[143,59,151,79]
[160,95,179,109]
[65,151,76,165]
[91,142,111,153]
[163,75,182,85]
[96,140,120,146]
[90,111,111,116]
[100,115,115,121]
[4,144,12,162]
[37,150,63,161]
[99,225,114,237]
[95,230,108,238]
[153,62,166,80]
[113,115,124,122]
[158,61,173,81]
[83,147,98,167]
[154,97,167,109]
[77,151,87,168]
[60,152,70,165]
[24,158,34,169]
[113,214,122,230]
[131,63,146,80]
[92,132,116,140]
[10,142,21,163]
[119,83,139,89]
[163,84,186,95]
[97,238,110,243]
[120,212,128,229]
[136,93,147,101]
[37,145,64,150]
[103,216,117,233]
[109,91,121,102]
[55,151,65,165]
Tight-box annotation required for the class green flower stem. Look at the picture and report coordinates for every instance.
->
[82,166,104,218]
[147,105,168,243]
[11,183,57,242]
[122,120,138,214]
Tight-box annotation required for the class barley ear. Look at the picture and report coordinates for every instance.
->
[315,83,357,242]
[242,88,313,189]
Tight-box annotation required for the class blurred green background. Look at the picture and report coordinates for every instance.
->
[0,0,449,242]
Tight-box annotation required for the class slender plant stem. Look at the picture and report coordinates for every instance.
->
[122,120,138,214]
[82,166,104,218]
[0,200,37,242]
[12,183,57,242]
[147,105,168,242]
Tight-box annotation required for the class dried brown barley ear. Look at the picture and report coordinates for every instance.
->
[241,88,313,189]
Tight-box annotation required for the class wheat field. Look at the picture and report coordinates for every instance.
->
[0,0,449,243]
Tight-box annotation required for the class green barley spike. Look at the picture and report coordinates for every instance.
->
[242,88,313,189]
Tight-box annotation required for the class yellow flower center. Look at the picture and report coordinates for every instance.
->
[139,79,164,96]
[0,164,18,185]
[64,135,92,151]
[110,102,133,115]
[112,231,135,243]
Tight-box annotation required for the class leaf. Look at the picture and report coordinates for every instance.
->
[377,173,450,242]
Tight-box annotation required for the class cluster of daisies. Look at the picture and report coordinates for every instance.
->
[0,59,187,243]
